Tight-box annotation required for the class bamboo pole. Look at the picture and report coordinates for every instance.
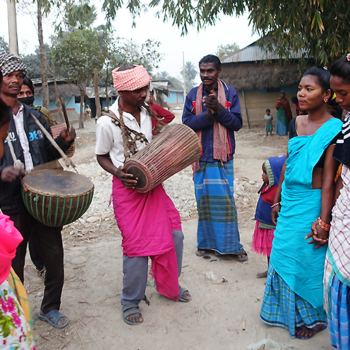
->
[242,90,250,129]
[7,0,18,54]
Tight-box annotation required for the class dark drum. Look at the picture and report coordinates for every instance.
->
[21,169,94,227]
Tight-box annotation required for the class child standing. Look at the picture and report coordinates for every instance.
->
[251,155,286,278]
[264,109,273,136]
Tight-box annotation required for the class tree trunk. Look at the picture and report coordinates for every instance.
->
[46,60,64,123]
[7,0,19,55]
[105,66,109,108]
[79,87,85,129]
[94,68,101,118]
[37,1,49,109]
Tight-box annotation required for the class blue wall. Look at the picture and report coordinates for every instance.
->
[164,90,184,104]
[34,92,79,113]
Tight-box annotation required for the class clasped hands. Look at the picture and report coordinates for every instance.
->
[305,220,329,249]
[203,90,220,113]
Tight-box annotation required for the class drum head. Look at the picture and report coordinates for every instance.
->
[126,166,147,190]
[22,169,93,196]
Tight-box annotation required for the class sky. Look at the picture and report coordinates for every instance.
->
[0,0,259,84]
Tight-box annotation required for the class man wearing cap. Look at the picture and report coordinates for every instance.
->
[0,53,75,328]
[95,64,191,326]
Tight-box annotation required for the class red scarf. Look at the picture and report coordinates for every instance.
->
[193,80,231,173]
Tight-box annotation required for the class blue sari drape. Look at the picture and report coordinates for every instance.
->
[270,118,342,309]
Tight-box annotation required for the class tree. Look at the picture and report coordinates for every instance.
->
[64,3,97,30]
[0,37,9,53]
[180,61,197,91]
[141,0,349,65]
[51,28,109,128]
[216,43,240,60]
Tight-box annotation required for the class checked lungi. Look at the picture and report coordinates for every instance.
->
[194,159,243,255]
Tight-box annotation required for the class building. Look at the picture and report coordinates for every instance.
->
[220,41,312,128]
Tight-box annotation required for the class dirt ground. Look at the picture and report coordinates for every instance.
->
[24,121,332,350]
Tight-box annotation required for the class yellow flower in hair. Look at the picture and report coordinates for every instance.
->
[331,92,337,100]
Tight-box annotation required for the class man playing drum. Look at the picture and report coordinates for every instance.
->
[182,54,248,262]
[95,64,191,326]
[0,53,76,328]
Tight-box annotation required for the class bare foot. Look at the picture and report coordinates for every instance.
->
[256,270,268,279]
[124,307,143,325]
[40,311,68,327]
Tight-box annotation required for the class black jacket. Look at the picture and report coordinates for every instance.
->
[0,104,73,214]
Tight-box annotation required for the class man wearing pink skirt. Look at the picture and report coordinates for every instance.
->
[95,64,191,326]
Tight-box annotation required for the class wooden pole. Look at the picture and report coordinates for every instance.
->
[183,52,186,99]
[94,68,101,118]
[242,90,250,129]
[7,0,18,54]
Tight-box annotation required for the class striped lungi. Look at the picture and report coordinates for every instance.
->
[194,159,243,255]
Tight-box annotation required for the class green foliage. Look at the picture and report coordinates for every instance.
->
[112,38,163,74]
[0,37,9,53]
[51,28,108,88]
[116,0,348,65]
[216,43,240,60]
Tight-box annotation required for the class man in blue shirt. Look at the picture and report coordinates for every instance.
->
[182,54,247,261]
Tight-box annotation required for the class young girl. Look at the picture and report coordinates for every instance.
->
[251,155,286,278]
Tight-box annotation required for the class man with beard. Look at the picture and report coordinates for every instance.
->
[0,53,75,328]
[182,54,247,261]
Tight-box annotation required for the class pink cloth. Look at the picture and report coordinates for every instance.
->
[193,80,231,173]
[112,177,181,301]
[112,65,152,92]
[0,214,23,284]
[251,220,274,257]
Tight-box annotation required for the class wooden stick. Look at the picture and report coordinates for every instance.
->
[39,332,51,341]
[74,325,84,344]
[60,98,70,129]
[59,338,70,350]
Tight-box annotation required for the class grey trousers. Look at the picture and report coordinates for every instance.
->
[121,229,184,305]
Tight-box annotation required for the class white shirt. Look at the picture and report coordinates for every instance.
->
[13,104,34,171]
[95,99,153,168]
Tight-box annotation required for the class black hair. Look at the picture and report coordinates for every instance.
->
[302,66,331,92]
[117,64,135,72]
[0,72,12,127]
[330,57,350,85]
[266,108,270,112]
[291,96,298,104]
[22,76,35,95]
[199,55,221,70]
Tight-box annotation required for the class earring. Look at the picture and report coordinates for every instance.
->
[324,98,328,103]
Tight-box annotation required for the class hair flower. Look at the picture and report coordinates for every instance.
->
[346,53,350,62]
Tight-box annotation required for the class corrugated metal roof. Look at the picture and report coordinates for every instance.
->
[222,42,304,64]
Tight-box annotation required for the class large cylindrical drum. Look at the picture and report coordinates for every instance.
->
[124,124,201,193]
[21,169,94,227]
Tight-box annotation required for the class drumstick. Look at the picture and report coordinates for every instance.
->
[60,98,70,130]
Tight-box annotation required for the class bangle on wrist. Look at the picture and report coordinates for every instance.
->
[318,217,330,231]
[271,202,281,208]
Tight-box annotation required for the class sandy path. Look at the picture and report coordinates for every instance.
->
[25,123,332,350]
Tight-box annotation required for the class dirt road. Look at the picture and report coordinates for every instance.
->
[25,122,331,350]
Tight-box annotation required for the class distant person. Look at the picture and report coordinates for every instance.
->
[182,54,247,262]
[275,91,292,135]
[18,77,58,127]
[291,96,306,115]
[264,108,273,136]
[85,104,91,121]
[146,90,175,134]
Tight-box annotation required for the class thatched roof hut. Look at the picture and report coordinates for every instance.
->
[32,78,81,102]
[220,41,313,128]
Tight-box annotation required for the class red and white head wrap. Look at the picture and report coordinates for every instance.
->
[112,65,152,92]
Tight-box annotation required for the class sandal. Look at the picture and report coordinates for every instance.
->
[122,303,143,326]
[179,287,192,303]
[38,310,69,329]
[230,248,248,262]
[295,324,327,339]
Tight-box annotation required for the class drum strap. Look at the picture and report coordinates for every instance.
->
[101,110,149,158]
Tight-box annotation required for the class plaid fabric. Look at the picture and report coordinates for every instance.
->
[260,265,327,338]
[328,274,350,350]
[0,53,27,76]
[112,65,151,91]
[194,159,243,254]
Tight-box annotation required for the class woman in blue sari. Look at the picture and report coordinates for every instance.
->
[260,67,342,339]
